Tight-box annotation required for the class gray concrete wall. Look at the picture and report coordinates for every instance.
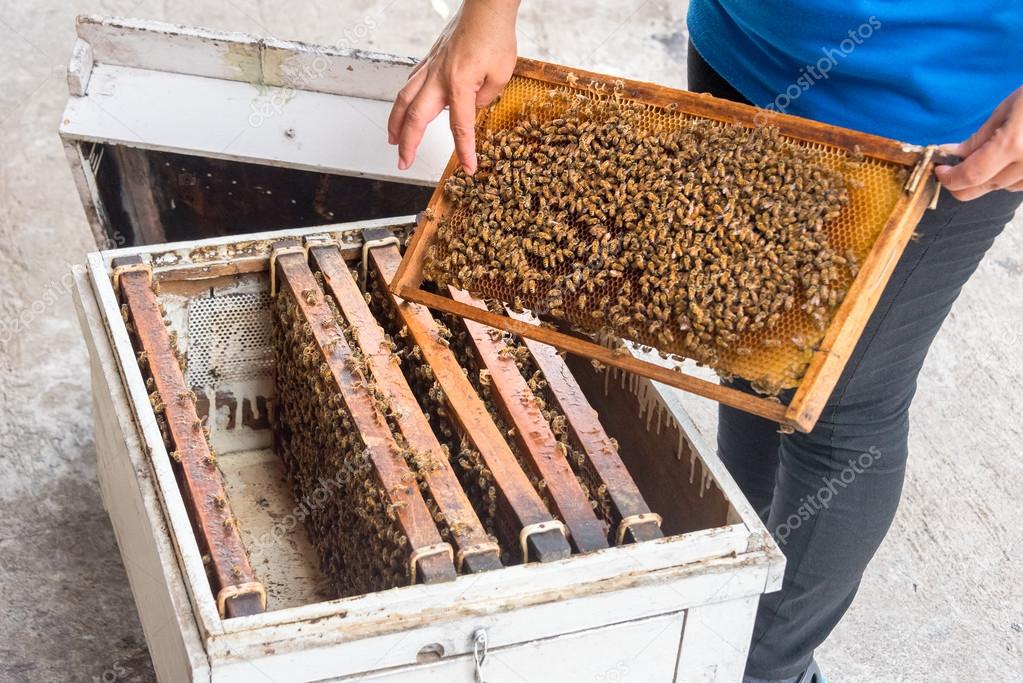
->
[0,2,1019,681]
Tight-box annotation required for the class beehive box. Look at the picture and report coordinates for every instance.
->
[65,17,784,681]
[74,219,784,682]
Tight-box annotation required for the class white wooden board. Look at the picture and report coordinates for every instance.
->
[61,63,451,186]
[76,15,418,101]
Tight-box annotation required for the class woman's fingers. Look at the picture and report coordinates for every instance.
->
[943,161,1023,201]
[449,85,479,174]
[385,0,518,172]
[397,79,448,170]
[388,66,429,145]
[936,128,1017,194]
[475,74,508,109]
[936,86,1023,200]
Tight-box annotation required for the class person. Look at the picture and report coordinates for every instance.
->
[387,2,1023,681]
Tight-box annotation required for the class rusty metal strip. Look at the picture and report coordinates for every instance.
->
[507,310,664,544]
[368,245,571,563]
[310,244,502,573]
[447,288,610,553]
[117,261,265,618]
[273,246,457,584]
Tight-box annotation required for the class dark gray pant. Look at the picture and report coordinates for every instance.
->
[689,43,1022,680]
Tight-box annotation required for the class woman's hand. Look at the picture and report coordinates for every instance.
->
[387,0,520,174]
[936,86,1023,201]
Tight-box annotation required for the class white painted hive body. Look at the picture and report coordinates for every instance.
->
[65,17,784,683]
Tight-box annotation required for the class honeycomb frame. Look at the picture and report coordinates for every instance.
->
[393,58,941,432]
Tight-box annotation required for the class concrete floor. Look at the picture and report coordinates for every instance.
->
[1,1,1020,681]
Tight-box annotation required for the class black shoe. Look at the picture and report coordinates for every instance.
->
[743,659,825,683]
[796,658,825,683]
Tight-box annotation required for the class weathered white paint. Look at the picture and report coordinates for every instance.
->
[67,37,94,96]
[60,16,452,241]
[675,596,761,682]
[342,611,686,682]
[60,64,451,187]
[75,15,418,101]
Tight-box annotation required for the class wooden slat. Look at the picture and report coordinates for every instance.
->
[508,309,663,544]
[111,146,168,245]
[785,174,938,431]
[309,245,501,573]
[118,263,264,618]
[273,247,456,584]
[391,282,791,424]
[369,245,571,563]
[447,288,609,553]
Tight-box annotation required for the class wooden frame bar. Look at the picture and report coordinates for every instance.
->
[117,260,265,618]
[272,245,457,585]
[309,244,502,573]
[447,288,610,553]
[368,244,572,563]
[390,58,942,433]
[508,310,664,544]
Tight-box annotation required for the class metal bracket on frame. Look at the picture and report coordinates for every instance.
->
[359,227,402,291]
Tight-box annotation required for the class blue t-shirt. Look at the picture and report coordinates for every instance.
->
[687,1,1023,145]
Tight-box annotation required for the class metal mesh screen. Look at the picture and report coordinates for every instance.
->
[186,291,273,388]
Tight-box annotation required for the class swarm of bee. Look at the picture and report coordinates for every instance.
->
[314,272,454,542]
[271,287,412,597]
[364,277,502,543]
[424,91,854,386]
[435,309,612,523]
[506,339,614,524]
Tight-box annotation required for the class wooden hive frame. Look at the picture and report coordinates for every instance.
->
[373,244,663,549]
[271,243,459,587]
[114,256,267,618]
[307,241,503,574]
[270,232,661,576]
[391,57,943,433]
